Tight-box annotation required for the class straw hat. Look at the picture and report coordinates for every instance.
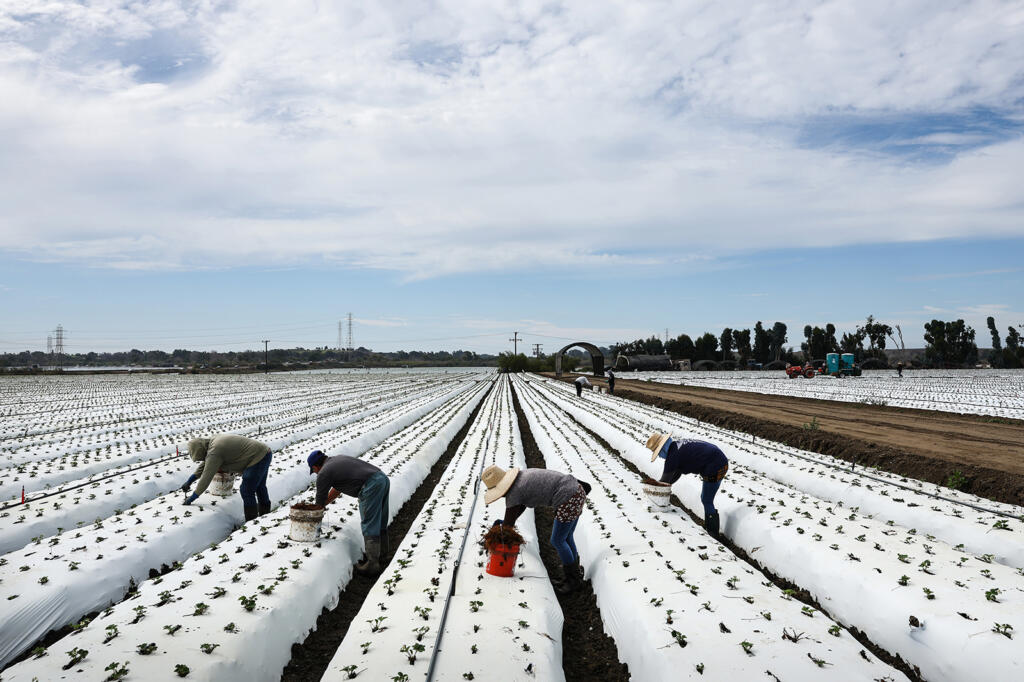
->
[645,432,671,462]
[481,465,520,505]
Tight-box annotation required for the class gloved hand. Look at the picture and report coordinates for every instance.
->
[183,493,198,506]
[180,474,197,493]
[491,519,503,528]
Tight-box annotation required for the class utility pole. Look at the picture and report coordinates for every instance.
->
[509,331,521,355]
[665,328,669,345]
[532,343,542,358]
[262,340,269,374]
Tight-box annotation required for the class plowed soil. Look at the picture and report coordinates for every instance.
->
[549,374,1024,507]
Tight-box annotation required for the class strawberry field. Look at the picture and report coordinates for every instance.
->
[1,370,1021,681]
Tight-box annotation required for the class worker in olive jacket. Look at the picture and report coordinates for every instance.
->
[181,434,273,522]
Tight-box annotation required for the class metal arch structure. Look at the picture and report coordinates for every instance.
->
[554,342,606,377]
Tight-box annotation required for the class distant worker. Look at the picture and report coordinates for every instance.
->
[645,433,729,541]
[308,450,390,576]
[606,369,616,395]
[574,375,592,397]
[896,362,904,378]
[181,434,273,521]
[482,465,591,594]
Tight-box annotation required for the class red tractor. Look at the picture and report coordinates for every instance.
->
[785,363,818,379]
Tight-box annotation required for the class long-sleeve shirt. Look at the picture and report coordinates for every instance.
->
[315,456,384,506]
[502,468,580,525]
[190,434,271,496]
[659,439,728,484]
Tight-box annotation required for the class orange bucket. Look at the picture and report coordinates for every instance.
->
[485,543,521,577]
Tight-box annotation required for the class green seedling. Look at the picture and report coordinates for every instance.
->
[63,647,88,670]
[137,643,157,655]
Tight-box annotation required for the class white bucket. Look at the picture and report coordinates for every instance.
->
[289,504,326,542]
[210,472,236,497]
[642,482,672,507]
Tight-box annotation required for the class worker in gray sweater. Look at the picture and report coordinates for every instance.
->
[481,465,591,594]
[308,449,390,576]
[181,434,272,522]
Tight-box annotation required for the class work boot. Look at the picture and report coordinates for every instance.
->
[243,505,259,523]
[705,511,721,541]
[572,558,585,582]
[554,562,581,595]
[257,502,272,517]
[355,535,382,576]
[379,529,391,563]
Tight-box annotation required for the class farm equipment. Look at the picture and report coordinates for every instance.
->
[785,363,817,379]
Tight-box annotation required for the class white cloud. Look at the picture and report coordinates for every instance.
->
[0,1,1022,277]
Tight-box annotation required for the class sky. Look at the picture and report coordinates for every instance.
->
[1,1,1023,355]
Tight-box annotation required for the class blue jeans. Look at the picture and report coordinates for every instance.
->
[701,479,721,516]
[550,517,579,565]
[358,472,390,537]
[239,451,272,507]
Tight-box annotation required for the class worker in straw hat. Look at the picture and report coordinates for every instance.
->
[645,433,729,540]
[481,465,591,594]
[307,449,390,576]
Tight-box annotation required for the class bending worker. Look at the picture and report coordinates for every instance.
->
[574,375,591,397]
[308,450,390,576]
[181,434,273,521]
[482,465,590,594]
[645,433,729,540]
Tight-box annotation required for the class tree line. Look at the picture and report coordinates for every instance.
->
[0,346,497,371]
[611,316,1023,369]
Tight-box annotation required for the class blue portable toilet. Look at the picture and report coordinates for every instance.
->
[826,353,840,374]
[841,353,855,369]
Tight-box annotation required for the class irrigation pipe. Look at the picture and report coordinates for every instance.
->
[425,387,498,682]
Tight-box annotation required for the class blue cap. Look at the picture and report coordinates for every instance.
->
[307,450,326,474]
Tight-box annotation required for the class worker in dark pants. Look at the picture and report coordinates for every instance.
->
[896,362,904,377]
[606,369,616,395]
[645,433,729,540]
[181,434,272,521]
[574,375,591,397]
[308,450,390,576]
[482,465,591,594]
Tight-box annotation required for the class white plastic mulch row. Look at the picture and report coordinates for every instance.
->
[627,369,1024,419]
[1,374,467,498]
[2,377,492,682]
[522,374,1024,682]
[0,378,482,669]
[323,374,565,682]
[513,375,903,681]
[539,374,1024,567]
[0,379,463,556]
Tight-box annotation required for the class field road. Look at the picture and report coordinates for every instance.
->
[549,373,1024,506]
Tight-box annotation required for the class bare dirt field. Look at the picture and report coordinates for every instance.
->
[549,374,1024,507]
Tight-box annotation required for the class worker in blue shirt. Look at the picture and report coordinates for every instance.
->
[645,433,729,540]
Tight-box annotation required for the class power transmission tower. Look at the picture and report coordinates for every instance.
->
[337,321,343,351]
[262,340,269,374]
[665,328,669,344]
[47,335,53,368]
[532,343,542,358]
[509,331,521,355]
[346,313,354,351]
[54,325,65,370]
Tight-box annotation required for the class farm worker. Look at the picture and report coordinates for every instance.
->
[481,465,591,594]
[896,362,904,377]
[181,434,273,522]
[645,433,729,541]
[574,375,591,397]
[308,450,390,576]
[606,369,616,395]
